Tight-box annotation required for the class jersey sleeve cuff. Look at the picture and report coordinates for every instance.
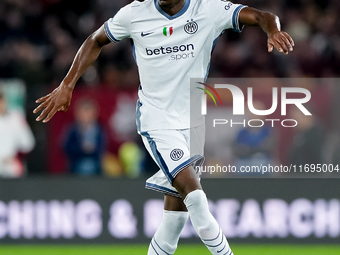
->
[104,21,121,43]
[232,5,247,33]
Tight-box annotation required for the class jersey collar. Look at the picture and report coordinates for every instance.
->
[154,0,191,20]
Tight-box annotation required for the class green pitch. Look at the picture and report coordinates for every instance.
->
[0,244,340,255]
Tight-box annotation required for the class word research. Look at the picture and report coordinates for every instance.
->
[201,85,312,128]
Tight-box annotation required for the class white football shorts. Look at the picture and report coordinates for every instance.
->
[140,124,205,198]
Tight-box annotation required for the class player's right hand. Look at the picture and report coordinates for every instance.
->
[33,84,73,123]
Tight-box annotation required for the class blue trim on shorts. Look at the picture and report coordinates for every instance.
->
[136,100,142,133]
[145,182,181,198]
[170,155,204,178]
[141,132,173,183]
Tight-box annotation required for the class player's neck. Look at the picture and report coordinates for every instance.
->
[158,0,186,16]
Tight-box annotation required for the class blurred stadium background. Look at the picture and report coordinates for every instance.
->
[1,0,340,254]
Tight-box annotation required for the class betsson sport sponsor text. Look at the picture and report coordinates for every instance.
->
[146,43,195,61]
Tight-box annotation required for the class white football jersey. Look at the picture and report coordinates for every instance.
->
[105,0,245,132]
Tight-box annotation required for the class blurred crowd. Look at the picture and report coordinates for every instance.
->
[0,0,138,89]
[1,0,340,85]
[0,0,340,177]
[213,0,340,78]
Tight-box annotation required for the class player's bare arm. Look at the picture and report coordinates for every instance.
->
[239,7,294,55]
[34,25,111,123]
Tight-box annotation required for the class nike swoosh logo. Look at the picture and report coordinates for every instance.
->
[141,32,154,37]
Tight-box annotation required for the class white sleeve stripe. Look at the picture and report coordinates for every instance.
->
[104,21,120,43]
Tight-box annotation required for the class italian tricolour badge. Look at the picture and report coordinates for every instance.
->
[163,27,173,37]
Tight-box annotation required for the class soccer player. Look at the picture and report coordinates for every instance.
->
[34,0,294,254]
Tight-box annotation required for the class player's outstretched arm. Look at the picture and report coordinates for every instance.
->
[239,7,294,55]
[34,25,111,123]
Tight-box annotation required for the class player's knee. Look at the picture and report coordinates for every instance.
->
[164,195,187,211]
[181,187,202,199]
[184,189,208,208]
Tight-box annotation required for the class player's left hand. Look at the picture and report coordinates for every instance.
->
[267,31,294,55]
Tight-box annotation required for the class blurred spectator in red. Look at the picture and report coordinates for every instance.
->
[63,98,106,175]
[0,91,35,177]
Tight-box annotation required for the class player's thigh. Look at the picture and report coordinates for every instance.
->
[164,195,187,212]
[172,166,202,199]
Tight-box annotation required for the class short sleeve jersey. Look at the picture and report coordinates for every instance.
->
[105,0,246,133]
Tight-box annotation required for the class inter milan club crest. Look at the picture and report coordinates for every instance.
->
[170,149,184,161]
[184,19,198,34]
